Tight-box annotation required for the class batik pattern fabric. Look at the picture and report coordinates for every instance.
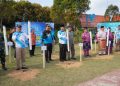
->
[12,31,28,48]
[82,32,91,50]
[57,30,67,44]
[97,31,107,50]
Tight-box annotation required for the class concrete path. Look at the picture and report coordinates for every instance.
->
[78,70,120,86]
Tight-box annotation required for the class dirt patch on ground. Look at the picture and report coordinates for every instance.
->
[8,69,40,81]
[86,55,113,60]
[56,61,82,69]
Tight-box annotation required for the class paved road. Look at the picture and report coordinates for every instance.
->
[78,70,120,86]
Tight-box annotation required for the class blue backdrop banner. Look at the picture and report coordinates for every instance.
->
[97,22,120,32]
[15,22,54,46]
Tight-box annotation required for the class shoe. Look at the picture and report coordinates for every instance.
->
[50,59,54,61]
[2,67,7,70]
[21,67,28,69]
[87,55,91,57]
[16,68,20,70]
[71,58,76,60]
[2,64,7,71]
[46,61,50,63]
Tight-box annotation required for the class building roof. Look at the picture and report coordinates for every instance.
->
[79,14,120,28]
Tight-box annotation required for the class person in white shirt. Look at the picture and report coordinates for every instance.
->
[97,26,107,55]
[57,25,67,62]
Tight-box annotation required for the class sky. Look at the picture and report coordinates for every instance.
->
[28,0,120,15]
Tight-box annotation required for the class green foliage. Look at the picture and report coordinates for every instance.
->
[0,1,52,28]
[105,4,119,21]
[50,0,90,27]
[0,0,16,28]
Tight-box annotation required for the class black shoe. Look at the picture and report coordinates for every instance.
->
[46,61,50,63]
[64,59,67,61]
[50,59,54,61]
[21,67,28,69]
[87,55,91,57]
[16,68,20,70]
[71,58,76,60]
[2,67,7,70]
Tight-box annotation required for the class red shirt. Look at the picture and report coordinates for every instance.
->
[31,33,36,45]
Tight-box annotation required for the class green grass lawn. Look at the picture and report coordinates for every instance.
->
[0,44,120,86]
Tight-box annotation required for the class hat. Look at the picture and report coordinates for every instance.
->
[101,26,104,28]
[17,25,22,28]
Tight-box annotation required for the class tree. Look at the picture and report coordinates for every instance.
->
[0,0,16,28]
[105,4,119,21]
[50,0,90,28]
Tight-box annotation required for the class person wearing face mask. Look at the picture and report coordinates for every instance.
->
[57,25,67,62]
[42,25,54,63]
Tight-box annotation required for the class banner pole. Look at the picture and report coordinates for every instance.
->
[3,26,8,55]
[43,50,46,69]
[94,40,97,53]
[28,21,32,50]
[90,31,93,50]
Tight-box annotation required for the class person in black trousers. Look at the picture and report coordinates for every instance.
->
[0,32,7,70]
[42,25,54,63]
[57,25,67,62]
[29,29,36,57]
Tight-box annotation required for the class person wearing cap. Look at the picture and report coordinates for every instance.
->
[0,30,7,70]
[29,29,36,57]
[12,25,28,70]
[97,26,107,55]
[58,25,67,61]
[115,25,120,51]
[42,25,54,63]
[67,26,76,60]
[82,28,91,57]
[106,27,114,54]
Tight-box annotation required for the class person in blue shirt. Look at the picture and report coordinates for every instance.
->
[42,25,54,63]
[116,25,120,51]
[12,25,28,70]
[57,25,67,62]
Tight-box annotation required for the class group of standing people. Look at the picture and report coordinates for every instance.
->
[96,25,120,55]
[0,24,120,71]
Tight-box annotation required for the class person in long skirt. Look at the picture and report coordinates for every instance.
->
[82,28,91,57]
[97,26,107,55]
